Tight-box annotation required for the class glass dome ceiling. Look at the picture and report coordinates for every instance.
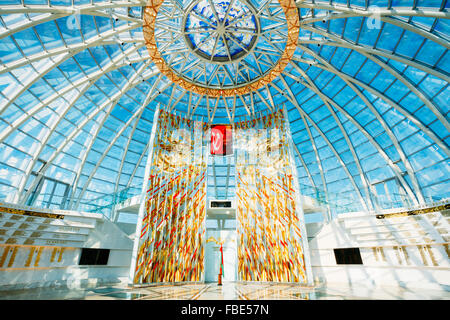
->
[0,0,448,219]
[184,0,259,61]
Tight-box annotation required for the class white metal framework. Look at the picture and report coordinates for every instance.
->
[0,0,448,219]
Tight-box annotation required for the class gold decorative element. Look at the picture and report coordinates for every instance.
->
[0,205,64,220]
[142,0,300,97]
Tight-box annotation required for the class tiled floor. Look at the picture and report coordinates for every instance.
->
[0,282,449,300]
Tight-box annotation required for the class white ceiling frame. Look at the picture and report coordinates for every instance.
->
[0,43,147,145]
[0,36,144,75]
[277,75,369,211]
[295,39,449,83]
[0,22,142,117]
[0,1,147,15]
[285,68,376,210]
[296,2,450,19]
[74,77,171,209]
[297,43,450,159]
[9,45,149,204]
[296,45,427,205]
[296,2,450,49]
[18,62,159,204]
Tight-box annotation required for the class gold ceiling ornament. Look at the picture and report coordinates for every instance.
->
[142,0,300,97]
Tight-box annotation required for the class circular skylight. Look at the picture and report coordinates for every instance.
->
[183,0,259,63]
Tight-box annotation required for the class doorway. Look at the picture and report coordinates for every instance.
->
[204,213,237,283]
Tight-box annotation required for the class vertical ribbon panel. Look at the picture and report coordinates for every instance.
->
[133,111,208,283]
[235,109,307,283]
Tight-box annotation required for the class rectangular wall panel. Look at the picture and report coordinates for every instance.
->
[133,110,208,283]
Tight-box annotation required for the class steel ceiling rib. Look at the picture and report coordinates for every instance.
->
[279,75,370,212]
[0,43,147,146]
[188,94,204,119]
[302,25,450,134]
[291,137,317,191]
[0,0,448,211]
[9,45,150,204]
[111,106,145,222]
[296,2,450,19]
[0,13,68,40]
[0,22,142,117]
[18,63,160,205]
[0,36,143,75]
[291,49,427,204]
[67,61,151,208]
[124,134,150,189]
[0,1,147,15]
[0,12,141,43]
[297,2,450,49]
[286,68,375,210]
[74,76,170,209]
[298,43,450,159]
[296,39,450,83]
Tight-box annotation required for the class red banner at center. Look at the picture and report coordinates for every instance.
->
[211,125,233,155]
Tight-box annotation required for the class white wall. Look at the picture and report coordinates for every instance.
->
[308,209,450,290]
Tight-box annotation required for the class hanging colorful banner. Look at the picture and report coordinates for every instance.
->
[133,110,208,283]
[235,109,308,283]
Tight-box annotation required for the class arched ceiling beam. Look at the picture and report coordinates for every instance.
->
[296,39,449,83]
[298,110,331,213]
[295,73,419,206]
[221,96,233,123]
[188,94,204,119]
[0,13,67,40]
[17,63,161,204]
[0,1,147,15]
[302,25,450,133]
[289,50,422,205]
[125,136,150,189]
[168,89,188,113]
[73,75,169,209]
[296,2,450,18]
[293,47,426,204]
[0,44,148,145]
[111,105,146,219]
[284,68,375,210]
[277,75,369,212]
[0,12,141,41]
[297,2,450,49]
[0,36,144,75]
[67,61,152,208]
[291,137,317,191]
[297,44,450,158]
[237,95,253,117]
[9,46,152,205]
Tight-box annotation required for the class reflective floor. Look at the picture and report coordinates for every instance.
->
[0,282,449,300]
